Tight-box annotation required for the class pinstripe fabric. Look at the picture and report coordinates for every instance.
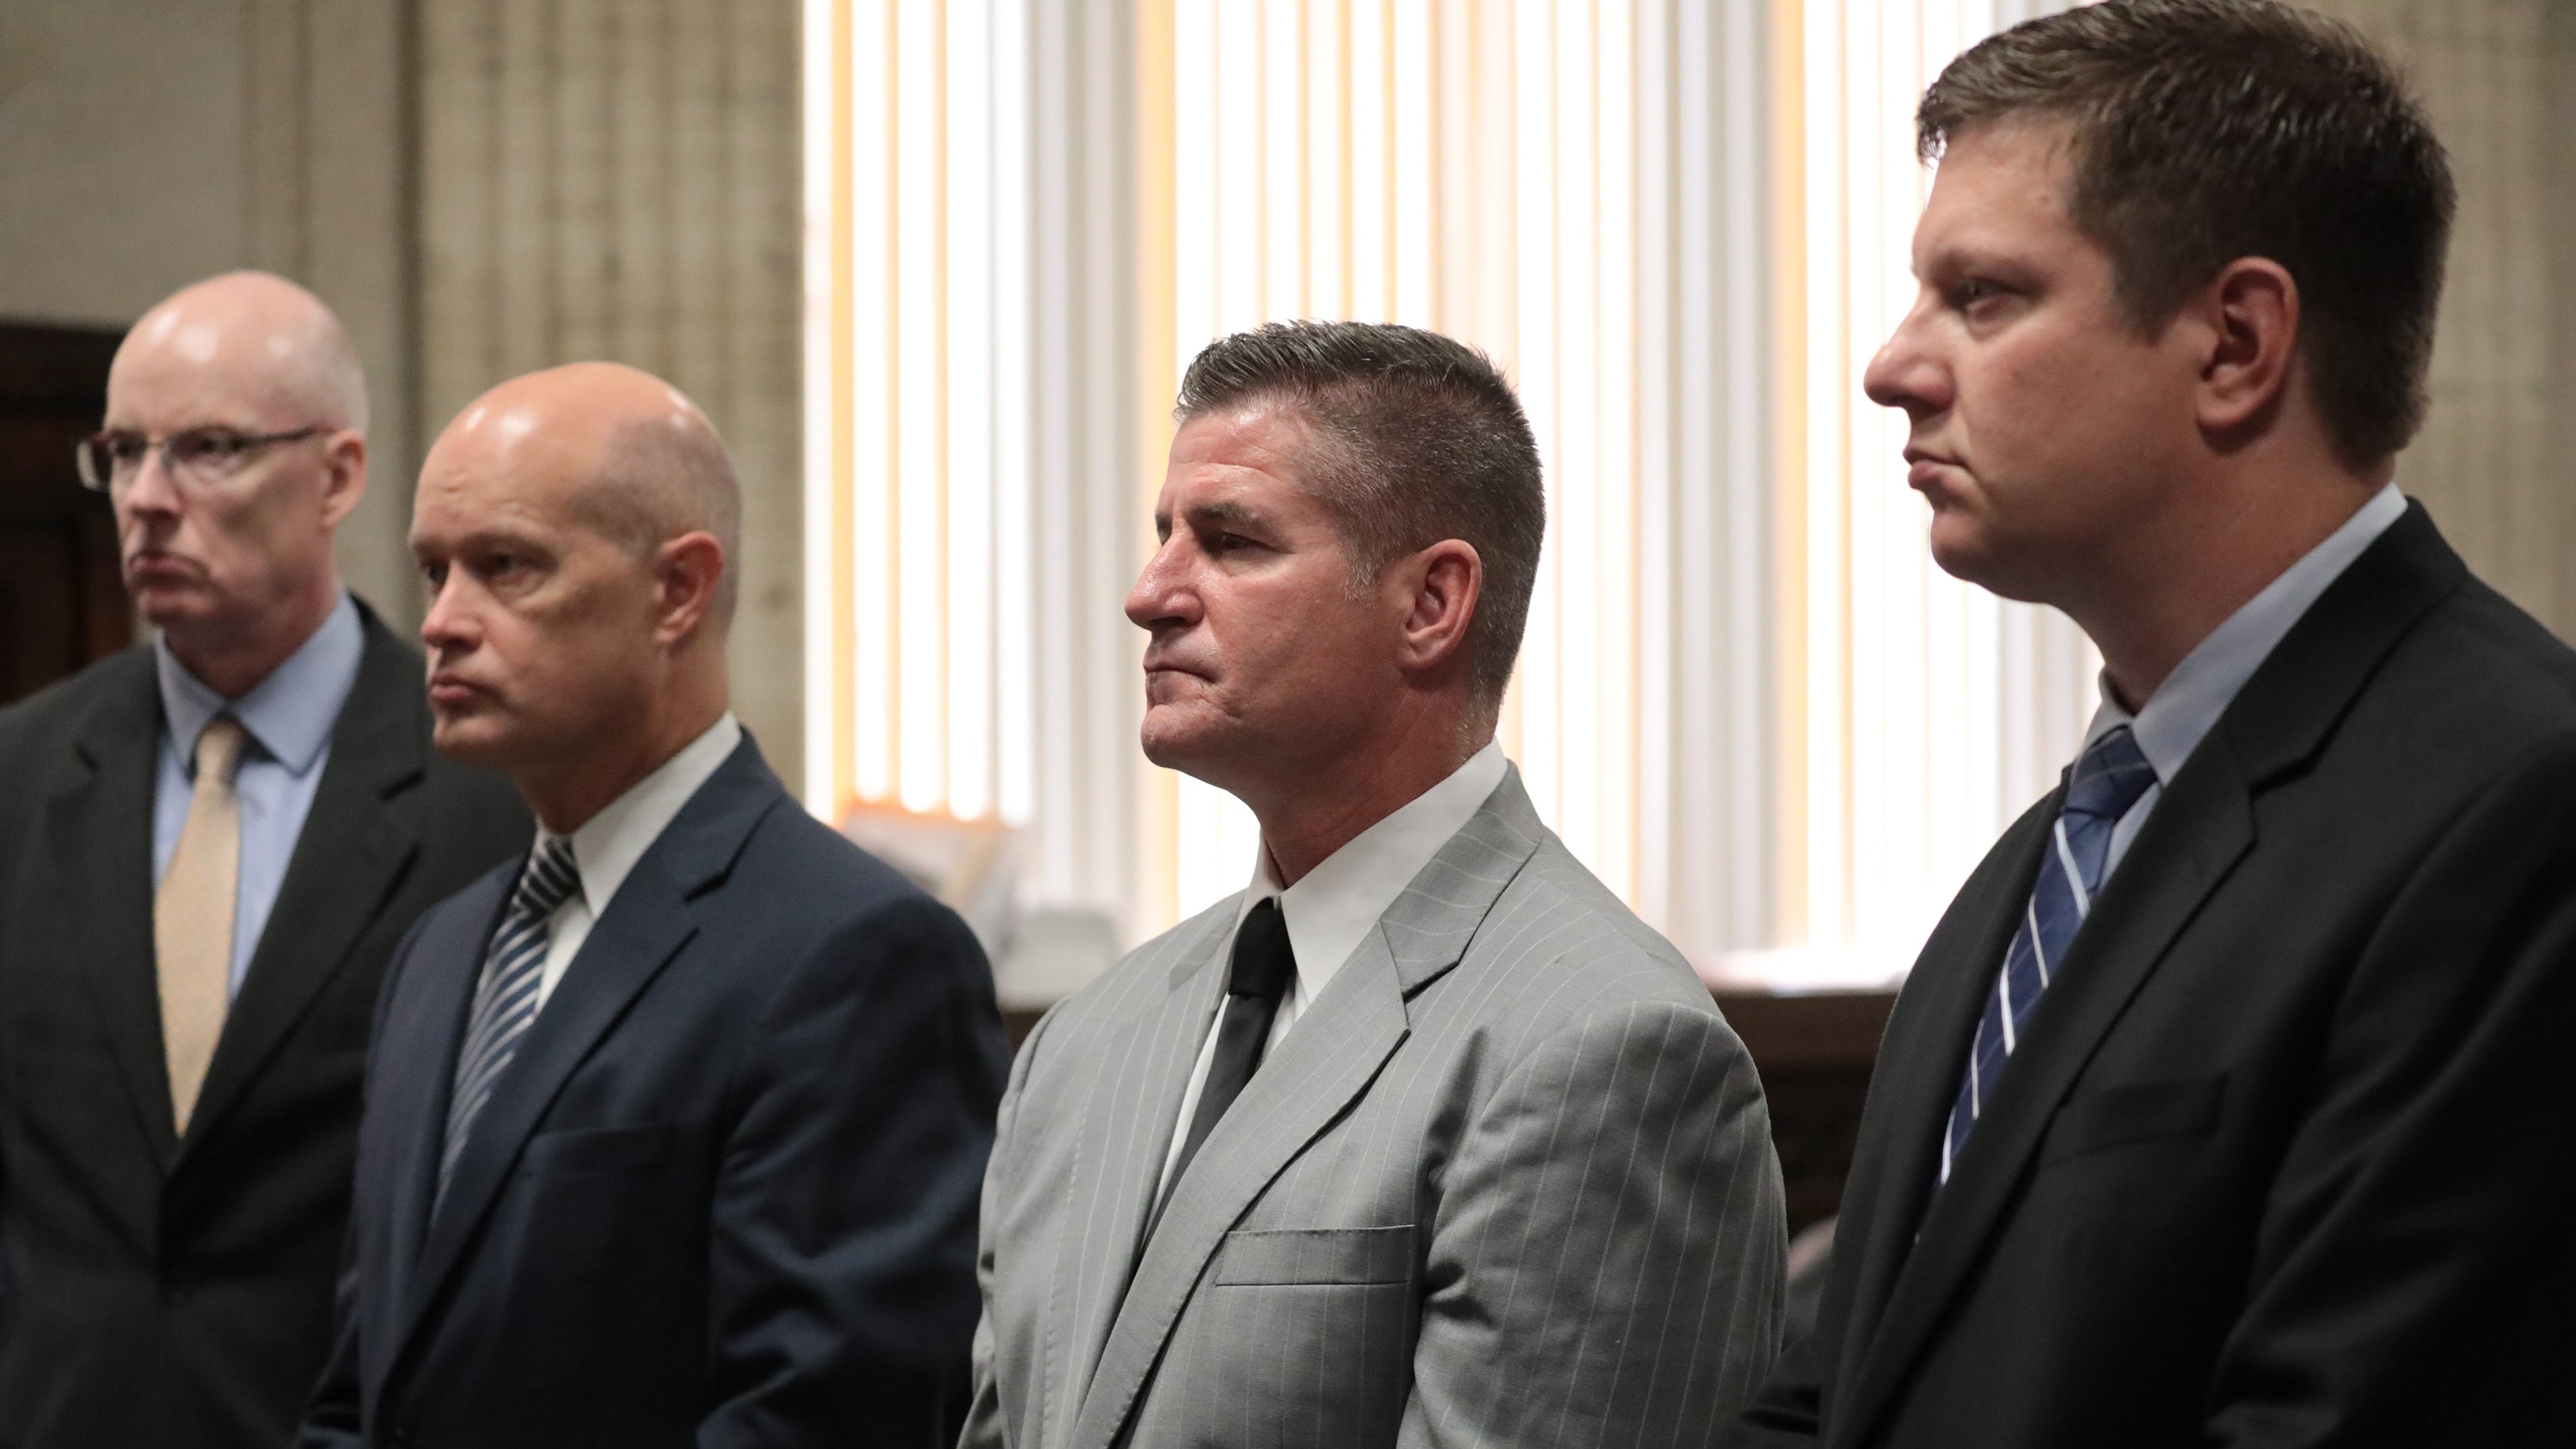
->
[438,836,579,1197]
[964,767,1787,1449]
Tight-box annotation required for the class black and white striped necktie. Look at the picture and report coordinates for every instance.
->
[439,836,582,1199]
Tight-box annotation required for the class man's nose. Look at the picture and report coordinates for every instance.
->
[118,448,185,519]
[1125,541,1199,633]
[1863,301,1951,418]
[419,572,474,649]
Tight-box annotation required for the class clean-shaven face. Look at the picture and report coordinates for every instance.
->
[411,405,664,776]
[1126,403,1400,799]
[1863,119,2205,606]
[104,310,345,645]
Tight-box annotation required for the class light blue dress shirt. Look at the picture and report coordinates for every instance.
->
[152,592,365,997]
[2085,482,2407,884]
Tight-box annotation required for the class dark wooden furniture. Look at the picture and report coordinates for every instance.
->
[0,323,127,705]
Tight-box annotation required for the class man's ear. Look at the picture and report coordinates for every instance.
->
[1394,539,1482,675]
[318,430,368,530]
[653,530,726,645]
[2195,257,2301,439]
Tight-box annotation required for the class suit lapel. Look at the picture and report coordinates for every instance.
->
[1068,927,1410,1449]
[1832,503,2467,1449]
[180,613,425,1158]
[1836,758,2256,1448]
[43,655,181,1167]
[363,867,513,1395]
[1065,767,1546,1449]
[1825,797,2054,1418]
[390,739,783,1370]
[1044,912,1231,1447]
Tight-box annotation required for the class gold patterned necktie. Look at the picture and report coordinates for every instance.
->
[157,715,248,1136]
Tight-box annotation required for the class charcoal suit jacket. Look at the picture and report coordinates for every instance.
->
[300,736,1008,1448]
[0,601,527,1448]
[1731,503,2576,1448]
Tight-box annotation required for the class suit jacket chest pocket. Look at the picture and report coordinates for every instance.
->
[504,1121,706,1394]
[1214,1224,1415,1286]
[2039,1074,2228,1166]
[1158,1226,1416,1448]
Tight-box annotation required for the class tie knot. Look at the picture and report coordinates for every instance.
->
[192,715,249,785]
[512,836,582,919]
[1227,898,1297,1002]
[2066,725,2157,824]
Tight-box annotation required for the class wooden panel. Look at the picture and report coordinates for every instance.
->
[0,323,129,705]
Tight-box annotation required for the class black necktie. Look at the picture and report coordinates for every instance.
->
[1163,898,1297,1202]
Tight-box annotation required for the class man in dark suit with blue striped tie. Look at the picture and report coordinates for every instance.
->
[299,362,1009,1448]
[1733,4,2576,1446]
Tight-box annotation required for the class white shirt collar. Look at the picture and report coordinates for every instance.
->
[1234,740,1511,1005]
[2085,482,2407,782]
[539,713,743,920]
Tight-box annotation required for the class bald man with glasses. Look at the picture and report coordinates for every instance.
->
[0,271,526,1449]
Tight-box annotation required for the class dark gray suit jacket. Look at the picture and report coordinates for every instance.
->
[967,767,1786,1449]
[1733,504,2576,1447]
[0,601,527,1449]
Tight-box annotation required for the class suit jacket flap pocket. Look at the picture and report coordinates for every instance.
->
[2042,1075,2226,1163]
[526,1121,678,1175]
[1214,1225,1415,1286]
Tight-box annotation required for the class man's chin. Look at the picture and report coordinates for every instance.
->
[1926,515,2026,597]
[429,712,521,770]
[1137,708,1241,783]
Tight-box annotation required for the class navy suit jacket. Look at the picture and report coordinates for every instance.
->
[301,737,1008,1448]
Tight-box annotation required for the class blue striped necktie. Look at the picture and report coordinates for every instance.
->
[1939,725,2157,1184]
[440,836,582,1199]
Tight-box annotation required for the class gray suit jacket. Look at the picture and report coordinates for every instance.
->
[965,767,1786,1449]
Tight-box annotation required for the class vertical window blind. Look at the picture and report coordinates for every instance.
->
[805,0,2095,990]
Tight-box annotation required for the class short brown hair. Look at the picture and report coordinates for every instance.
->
[1920,0,2455,467]
[1176,321,1545,704]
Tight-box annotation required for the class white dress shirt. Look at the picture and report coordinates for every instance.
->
[152,590,364,997]
[2086,482,2406,884]
[1153,740,1511,1199]
[525,713,743,1015]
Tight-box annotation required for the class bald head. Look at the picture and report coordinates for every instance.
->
[413,363,738,824]
[105,270,371,696]
[114,270,368,438]
[432,361,741,625]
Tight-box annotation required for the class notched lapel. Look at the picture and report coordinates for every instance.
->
[393,857,699,1364]
[1829,797,2057,1415]
[365,868,513,1394]
[1068,930,1411,1449]
[1049,913,1231,1440]
[389,740,784,1373]
[46,668,180,1168]
[1064,767,1543,1449]
[1840,743,2258,1449]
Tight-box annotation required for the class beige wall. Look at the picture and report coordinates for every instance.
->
[2310,0,2576,635]
[414,0,803,789]
[0,0,804,789]
[0,0,420,620]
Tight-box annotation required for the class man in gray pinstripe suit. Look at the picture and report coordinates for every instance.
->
[963,321,1786,1449]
